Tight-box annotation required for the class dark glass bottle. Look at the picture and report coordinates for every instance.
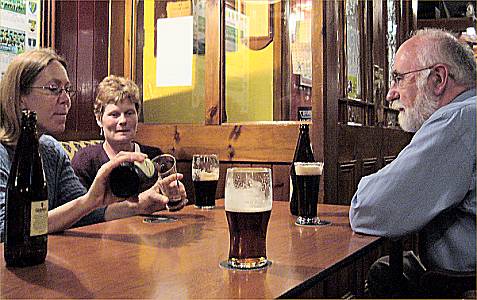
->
[109,159,158,198]
[290,124,315,215]
[4,110,48,267]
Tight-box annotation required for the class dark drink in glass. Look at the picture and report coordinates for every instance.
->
[192,154,219,209]
[224,167,273,269]
[226,210,271,267]
[193,178,218,208]
[294,162,330,226]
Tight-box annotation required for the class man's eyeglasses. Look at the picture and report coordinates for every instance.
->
[390,65,435,88]
[29,85,77,98]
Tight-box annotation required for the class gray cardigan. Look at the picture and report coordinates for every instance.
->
[0,135,106,241]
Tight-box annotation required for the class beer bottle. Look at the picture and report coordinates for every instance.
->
[4,110,48,267]
[109,159,158,198]
[290,124,314,215]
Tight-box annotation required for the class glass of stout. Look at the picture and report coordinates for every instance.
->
[192,154,219,209]
[224,167,273,269]
[294,162,330,226]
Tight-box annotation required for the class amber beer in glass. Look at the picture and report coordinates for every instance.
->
[225,168,272,269]
[295,162,325,226]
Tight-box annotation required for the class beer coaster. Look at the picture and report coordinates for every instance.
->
[143,215,177,223]
[194,205,215,210]
[219,260,272,271]
[294,219,332,227]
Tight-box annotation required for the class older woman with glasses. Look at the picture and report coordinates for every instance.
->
[0,48,164,240]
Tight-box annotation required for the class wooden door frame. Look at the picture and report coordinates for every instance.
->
[112,0,326,166]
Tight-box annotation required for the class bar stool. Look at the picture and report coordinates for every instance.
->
[389,239,476,298]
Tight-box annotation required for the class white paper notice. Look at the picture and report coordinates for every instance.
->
[156,16,193,87]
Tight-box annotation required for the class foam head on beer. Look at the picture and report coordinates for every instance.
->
[294,162,323,176]
[225,168,272,212]
[192,169,219,181]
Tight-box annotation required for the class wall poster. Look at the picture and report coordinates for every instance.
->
[0,0,40,79]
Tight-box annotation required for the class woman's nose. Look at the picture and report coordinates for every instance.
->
[118,114,127,123]
[58,90,71,106]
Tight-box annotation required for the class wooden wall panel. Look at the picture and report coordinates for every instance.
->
[362,158,378,177]
[110,0,125,76]
[55,0,78,135]
[176,161,193,205]
[93,1,109,96]
[55,0,109,141]
[337,161,357,205]
[177,160,290,203]
[135,123,300,163]
[384,155,396,166]
[76,1,96,134]
[272,164,290,202]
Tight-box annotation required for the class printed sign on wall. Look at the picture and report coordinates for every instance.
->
[0,0,40,79]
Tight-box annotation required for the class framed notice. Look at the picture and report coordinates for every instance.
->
[0,0,40,79]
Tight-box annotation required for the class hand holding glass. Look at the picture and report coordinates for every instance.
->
[192,154,219,209]
[152,154,184,211]
[224,167,273,270]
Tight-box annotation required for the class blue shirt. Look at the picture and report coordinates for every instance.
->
[349,89,476,272]
[0,135,106,241]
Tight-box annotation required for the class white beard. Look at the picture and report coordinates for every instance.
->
[392,82,439,132]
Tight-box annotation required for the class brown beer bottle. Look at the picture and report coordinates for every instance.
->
[4,110,48,267]
[109,159,158,198]
[290,124,314,215]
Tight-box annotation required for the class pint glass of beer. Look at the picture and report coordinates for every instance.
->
[225,168,272,269]
[192,154,219,209]
[294,162,328,226]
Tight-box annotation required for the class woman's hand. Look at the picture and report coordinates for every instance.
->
[129,180,170,215]
[158,173,188,212]
[86,151,147,208]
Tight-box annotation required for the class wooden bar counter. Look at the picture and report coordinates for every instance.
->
[0,201,385,298]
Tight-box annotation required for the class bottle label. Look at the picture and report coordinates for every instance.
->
[30,200,48,236]
[135,159,155,178]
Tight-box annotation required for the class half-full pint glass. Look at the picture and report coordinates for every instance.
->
[225,168,272,269]
[295,162,323,225]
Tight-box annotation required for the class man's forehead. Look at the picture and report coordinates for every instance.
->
[392,42,416,71]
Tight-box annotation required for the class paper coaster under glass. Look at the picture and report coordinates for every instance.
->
[219,259,272,271]
[295,216,331,227]
[143,215,178,224]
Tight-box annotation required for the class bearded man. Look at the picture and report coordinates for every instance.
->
[349,28,476,297]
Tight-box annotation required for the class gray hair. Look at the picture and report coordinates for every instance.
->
[413,28,476,87]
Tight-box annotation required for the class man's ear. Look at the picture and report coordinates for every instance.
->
[431,64,448,95]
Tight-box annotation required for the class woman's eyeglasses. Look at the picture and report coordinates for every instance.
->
[29,85,77,98]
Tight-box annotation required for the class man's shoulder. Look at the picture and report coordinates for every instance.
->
[435,92,476,123]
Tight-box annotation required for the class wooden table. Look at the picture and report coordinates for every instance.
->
[0,200,385,298]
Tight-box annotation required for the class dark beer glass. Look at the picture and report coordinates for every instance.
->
[225,168,273,269]
[192,154,219,209]
[294,162,329,226]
